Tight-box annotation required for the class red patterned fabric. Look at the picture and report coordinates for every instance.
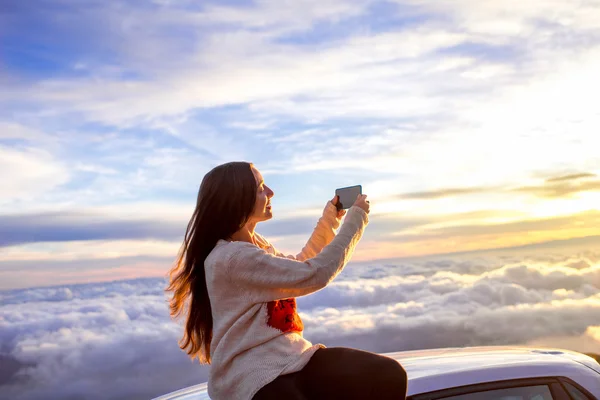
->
[267,299,304,333]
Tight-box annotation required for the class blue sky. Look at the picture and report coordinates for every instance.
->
[2,0,600,289]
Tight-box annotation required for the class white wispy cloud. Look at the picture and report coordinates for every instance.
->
[0,145,70,203]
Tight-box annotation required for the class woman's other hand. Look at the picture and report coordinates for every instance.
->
[353,194,370,214]
[331,195,346,219]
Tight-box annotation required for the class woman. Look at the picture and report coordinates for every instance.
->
[167,162,407,400]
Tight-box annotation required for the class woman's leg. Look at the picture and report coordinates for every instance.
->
[297,347,407,400]
[253,347,407,400]
[252,371,307,400]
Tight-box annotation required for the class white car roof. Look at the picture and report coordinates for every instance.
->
[153,346,600,400]
[387,346,600,397]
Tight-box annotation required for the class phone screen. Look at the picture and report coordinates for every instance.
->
[335,185,362,210]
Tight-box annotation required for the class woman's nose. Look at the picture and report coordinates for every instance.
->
[267,187,274,197]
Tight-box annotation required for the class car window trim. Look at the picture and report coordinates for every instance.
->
[558,377,599,400]
[408,377,570,400]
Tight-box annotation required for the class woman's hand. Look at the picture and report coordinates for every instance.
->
[353,194,370,214]
[330,195,346,219]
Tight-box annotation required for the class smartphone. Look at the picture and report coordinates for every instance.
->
[335,185,362,210]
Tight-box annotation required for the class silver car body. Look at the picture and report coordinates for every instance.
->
[153,346,600,399]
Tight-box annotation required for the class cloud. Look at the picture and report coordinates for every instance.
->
[0,254,175,291]
[0,278,209,400]
[2,206,598,291]
[300,250,600,353]
[0,203,352,251]
[200,0,371,32]
[394,171,600,200]
[0,212,183,247]
[0,122,49,142]
[397,210,600,240]
[2,247,600,399]
[397,186,495,200]
[0,122,222,211]
[345,210,600,262]
[0,146,70,204]
[515,177,600,198]
[0,201,452,249]
[6,0,597,130]
[400,0,600,36]
[546,173,597,183]
[527,326,600,355]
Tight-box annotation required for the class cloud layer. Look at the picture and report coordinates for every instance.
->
[1,279,210,400]
[2,245,600,399]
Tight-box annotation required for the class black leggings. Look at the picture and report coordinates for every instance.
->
[253,347,408,400]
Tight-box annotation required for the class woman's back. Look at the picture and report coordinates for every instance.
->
[205,239,321,400]
[205,205,368,400]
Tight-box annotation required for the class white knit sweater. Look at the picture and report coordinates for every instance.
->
[204,203,369,400]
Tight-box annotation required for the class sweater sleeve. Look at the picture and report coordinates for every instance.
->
[269,201,341,261]
[226,206,368,303]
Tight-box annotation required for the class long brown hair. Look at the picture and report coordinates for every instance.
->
[166,161,257,363]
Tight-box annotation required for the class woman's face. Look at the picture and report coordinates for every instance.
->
[250,166,274,223]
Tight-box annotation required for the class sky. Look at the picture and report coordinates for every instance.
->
[1,0,600,398]
[1,0,600,290]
